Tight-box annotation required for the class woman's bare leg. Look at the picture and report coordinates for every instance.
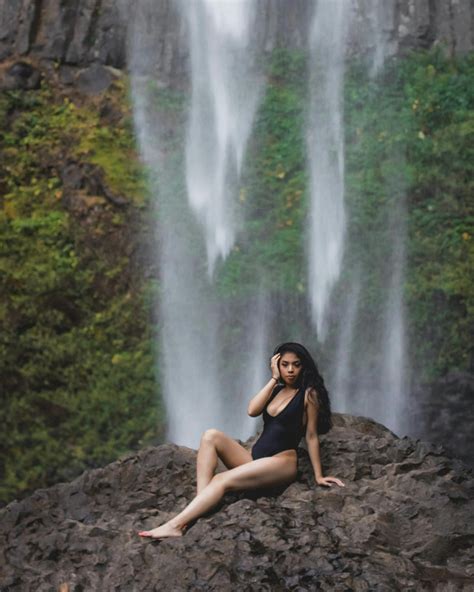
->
[196,429,252,493]
[138,451,297,539]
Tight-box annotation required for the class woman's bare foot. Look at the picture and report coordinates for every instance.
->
[138,521,184,539]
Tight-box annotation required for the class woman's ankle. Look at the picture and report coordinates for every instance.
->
[168,519,187,532]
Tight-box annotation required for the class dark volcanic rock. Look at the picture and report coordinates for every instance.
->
[60,161,129,211]
[0,0,472,81]
[0,0,128,67]
[76,63,114,95]
[411,371,474,469]
[0,60,41,90]
[1,415,473,591]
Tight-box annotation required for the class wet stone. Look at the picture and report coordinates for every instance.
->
[0,414,473,590]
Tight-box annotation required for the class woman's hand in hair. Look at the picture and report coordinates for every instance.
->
[316,476,345,488]
[270,353,281,380]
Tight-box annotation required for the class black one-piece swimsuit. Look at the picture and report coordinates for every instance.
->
[251,384,306,460]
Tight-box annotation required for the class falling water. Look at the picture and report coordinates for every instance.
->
[327,0,409,434]
[367,0,395,77]
[128,0,410,445]
[128,0,265,447]
[307,0,350,340]
[181,0,263,274]
[332,275,361,413]
[380,246,407,432]
[378,167,409,433]
[370,2,409,434]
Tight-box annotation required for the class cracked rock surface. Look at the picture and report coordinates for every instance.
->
[1,414,473,591]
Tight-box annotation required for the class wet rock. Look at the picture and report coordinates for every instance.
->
[1,415,473,591]
[0,60,41,90]
[76,63,114,95]
[57,64,78,86]
[0,1,472,82]
[60,161,128,212]
[411,371,474,468]
[0,0,128,67]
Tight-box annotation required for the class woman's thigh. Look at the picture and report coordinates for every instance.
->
[203,429,253,469]
[217,450,297,492]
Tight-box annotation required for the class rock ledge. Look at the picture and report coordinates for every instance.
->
[1,414,473,591]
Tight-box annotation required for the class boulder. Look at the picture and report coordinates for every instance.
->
[411,371,474,469]
[1,414,473,591]
[76,64,114,95]
[0,60,41,90]
[60,161,129,212]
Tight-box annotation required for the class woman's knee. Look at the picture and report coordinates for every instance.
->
[200,428,222,446]
[210,472,229,493]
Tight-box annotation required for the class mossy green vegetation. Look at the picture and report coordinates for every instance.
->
[0,82,161,504]
[215,49,308,297]
[344,50,474,379]
[215,48,473,380]
[404,53,474,377]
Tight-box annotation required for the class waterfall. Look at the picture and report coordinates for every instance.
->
[127,0,410,445]
[380,244,407,433]
[367,0,395,77]
[326,0,409,434]
[181,0,263,274]
[378,166,408,433]
[332,275,361,413]
[307,0,350,340]
[128,0,265,447]
[370,1,409,434]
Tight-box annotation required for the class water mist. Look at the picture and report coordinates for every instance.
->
[128,0,411,445]
[307,0,350,341]
[326,1,409,434]
[181,0,263,274]
[129,0,265,447]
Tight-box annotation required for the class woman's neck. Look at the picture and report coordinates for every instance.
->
[280,383,299,392]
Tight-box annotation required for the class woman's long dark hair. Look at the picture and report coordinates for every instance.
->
[273,342,332,435]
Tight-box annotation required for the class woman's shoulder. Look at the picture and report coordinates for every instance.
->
[272,383,285,395]
[304,386,319,407]
[266,383,284,405]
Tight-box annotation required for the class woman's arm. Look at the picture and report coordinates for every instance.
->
[247,353,281,417]
[305,389,345,487]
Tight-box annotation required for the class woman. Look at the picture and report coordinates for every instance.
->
[138,342,344,539]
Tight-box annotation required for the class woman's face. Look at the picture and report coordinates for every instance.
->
[278,351,303,386]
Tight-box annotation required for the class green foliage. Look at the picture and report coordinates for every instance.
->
[212,47,474,378]
[0,83,160,504]
[344,50,474,378]
[76,102,149,204]
[215,51,308,297]
[268,48,307,84]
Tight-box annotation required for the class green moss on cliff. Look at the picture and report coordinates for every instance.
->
[218,47,474,379]
[215,49,308,297]
[0,81,161,504]
[344,50,474,378]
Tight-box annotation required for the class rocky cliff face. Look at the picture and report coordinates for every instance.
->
[1,415,473,591]
[410,372,474,469]
[0,0,472,82]
[0,0,127,66]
